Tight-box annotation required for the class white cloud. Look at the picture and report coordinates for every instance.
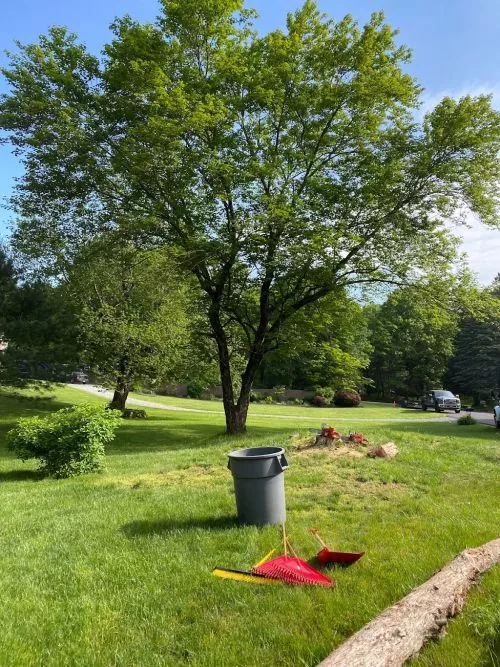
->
[455,215,500,285]
[420,82,500,116]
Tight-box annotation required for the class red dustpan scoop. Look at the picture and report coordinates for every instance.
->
[310,528,364,566]
[253,529,334,588]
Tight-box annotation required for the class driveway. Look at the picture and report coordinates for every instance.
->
[68,384,497,425]
[446,410,496,427]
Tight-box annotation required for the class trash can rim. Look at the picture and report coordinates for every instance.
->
[227,446,284,460]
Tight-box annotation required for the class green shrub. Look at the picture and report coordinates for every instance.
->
[264,394,274,404]
[272,385,286,402]
[312,395,329,407]
[313,386,335,401]
[291,398,304,405]
[333,390,361,407]
[186,379,208,399]
[7,404,122,478]
[457,414,477,425]
[250,390,263,402]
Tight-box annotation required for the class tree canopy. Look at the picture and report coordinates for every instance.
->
[66,242,190,409]
[0,246,80,383]
[1,0,499,431]
[259,291,372,392]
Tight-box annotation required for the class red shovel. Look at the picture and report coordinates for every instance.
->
[310,528,364,566]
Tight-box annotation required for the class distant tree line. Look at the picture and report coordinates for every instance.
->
[2,239,499,407]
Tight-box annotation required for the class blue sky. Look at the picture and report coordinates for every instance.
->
[1,0,499,281]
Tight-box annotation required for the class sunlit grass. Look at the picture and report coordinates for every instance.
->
[129,389,443,420]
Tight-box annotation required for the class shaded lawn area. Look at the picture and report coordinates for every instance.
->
[0,386,498,666]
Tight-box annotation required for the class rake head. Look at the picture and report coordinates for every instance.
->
[253,555,334,587]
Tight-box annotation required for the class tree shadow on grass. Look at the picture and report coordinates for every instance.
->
[122,515,239,538]
[108,420,296,456]
[0,469,44,482]
[388,420,498,441]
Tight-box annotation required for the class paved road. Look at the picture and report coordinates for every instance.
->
[446,410,495,427]
[69,384,497,426]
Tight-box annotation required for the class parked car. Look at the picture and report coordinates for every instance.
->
[494,404,500,428]
[69,370,89,384]
[421,390,461,413]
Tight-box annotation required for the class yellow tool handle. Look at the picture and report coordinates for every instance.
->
[253,549,276,569]
[212,567,282,585]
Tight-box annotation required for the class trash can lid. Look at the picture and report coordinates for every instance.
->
[227,446,284,459]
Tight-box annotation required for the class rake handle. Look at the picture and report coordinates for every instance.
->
[285,537,299,559]
[310,528,329,550]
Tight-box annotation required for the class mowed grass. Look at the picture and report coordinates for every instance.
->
[130,390,443,420]
[0,385,498,667]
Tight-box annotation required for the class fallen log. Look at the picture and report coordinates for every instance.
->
[318,538,500,667]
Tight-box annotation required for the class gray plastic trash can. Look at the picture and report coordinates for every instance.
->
[227,446,288,525]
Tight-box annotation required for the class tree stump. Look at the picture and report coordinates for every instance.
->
[314,436,341,447]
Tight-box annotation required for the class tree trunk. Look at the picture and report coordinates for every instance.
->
[208,305,242,434]
[225,400,250,435]
[109,380,129,411]
[207,282,268,435]
[217,338,264,435]
[317,538,500,667]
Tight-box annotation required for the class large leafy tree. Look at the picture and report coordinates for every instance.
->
[446,318,500,401]
[66,242,190,409]
[1,1,499,432]
[259,291,372,391]
[0,258,80,382]
[0,247,16,335]
[0,247,17,380]
[367,284,459,398]
[446,279,500,401]
[367,273,493,398]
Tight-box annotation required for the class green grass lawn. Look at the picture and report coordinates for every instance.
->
[130,390,443,420]
[0,385,498,666]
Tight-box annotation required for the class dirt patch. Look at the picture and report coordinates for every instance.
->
[98,464,228,490]
[296,444,366,460]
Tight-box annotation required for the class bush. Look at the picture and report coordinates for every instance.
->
[333,390,361,407]
[291,398,304,405]
[313,386,335,401]
[264,394,274,404]
[7,404,122,478]
[186,379,208,399]
[272,385,286,402]
[122,408,147,419]
[250,391,264,403]
[312,395,329,407]
[457,414,477,425]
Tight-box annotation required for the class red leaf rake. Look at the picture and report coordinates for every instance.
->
[252,526,334,587]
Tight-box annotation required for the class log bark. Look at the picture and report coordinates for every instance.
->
[368,442,399,459]
[317,538,500,667]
